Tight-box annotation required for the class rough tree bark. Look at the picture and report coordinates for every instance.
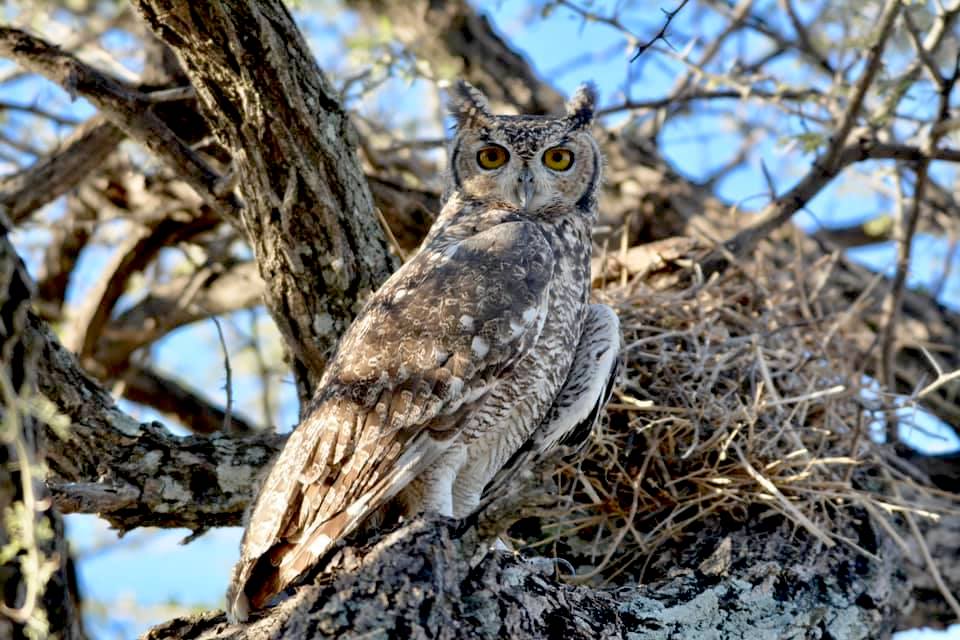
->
[0,233,85,640]
[141,516,907,640]
[27,307,283,531]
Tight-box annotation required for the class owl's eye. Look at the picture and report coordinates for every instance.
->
[542,147,574,171]
[477,145,509,170]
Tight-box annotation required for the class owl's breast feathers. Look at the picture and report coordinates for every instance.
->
[227,218,557,619]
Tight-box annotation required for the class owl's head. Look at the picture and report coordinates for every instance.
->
[446,81,602,216]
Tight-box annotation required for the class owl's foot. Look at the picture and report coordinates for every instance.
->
[519,554,577,578]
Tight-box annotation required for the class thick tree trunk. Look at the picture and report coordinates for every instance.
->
[0,235,85,640]
[142,516,907,640]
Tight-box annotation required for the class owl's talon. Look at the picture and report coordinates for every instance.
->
[519,554,576,578]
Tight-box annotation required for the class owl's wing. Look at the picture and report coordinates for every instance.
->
[227,220,554,621]
[479,303,620,511]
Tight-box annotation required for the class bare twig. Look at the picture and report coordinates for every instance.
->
[918,368,960,400]
[631,0,691,61]
[143,86,196,103]
[889,475,960,620]
[245,309,275,428]
[92,260,263,372]
[779,0,830,76]
[121,364,258,435]
[597,87,821,115]
[63,209,221,364]
[705,0,834,75]
[902,9,946,89]
[0,99,82,125]
[210,315,234,434]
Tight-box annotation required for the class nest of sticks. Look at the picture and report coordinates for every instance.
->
[503,236,953,586]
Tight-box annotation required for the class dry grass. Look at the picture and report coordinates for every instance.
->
[510,238,957,589]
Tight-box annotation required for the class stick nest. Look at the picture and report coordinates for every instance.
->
[507,240,948,585]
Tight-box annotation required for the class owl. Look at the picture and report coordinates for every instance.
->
[226,80,621,622]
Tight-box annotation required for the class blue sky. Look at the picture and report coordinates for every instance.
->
[3,1,960,637]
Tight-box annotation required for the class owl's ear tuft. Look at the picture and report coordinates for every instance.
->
[565,82,597,130]
[448,80,495,129]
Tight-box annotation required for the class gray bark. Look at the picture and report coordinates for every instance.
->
[26,306,283,530]
[142,516,908,640]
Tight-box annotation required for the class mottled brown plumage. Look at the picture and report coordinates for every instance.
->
[226,80,620,622]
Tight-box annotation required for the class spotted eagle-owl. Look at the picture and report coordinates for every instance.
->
[226,80,621,622]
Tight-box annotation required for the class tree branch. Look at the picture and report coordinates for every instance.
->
[879,52,960,442]
[0,234,86,639]
[0,115,124,224]
[92,260,263,374]
[34,201,96,321]
[629,0,691,61]
[367,175,439,252]
[700,0,901,275]
[706,0,835,75]
[142,516,906,639]
[701,136,960,277]
[63,208,222,365]
[597,87,823,115]
[25,308,283,530]
[121,364,259,435]
[346,0,565,114]
[778,0,831,76]
[0,26,241,220]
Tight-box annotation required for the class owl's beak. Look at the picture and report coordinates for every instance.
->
[517,166,536,210]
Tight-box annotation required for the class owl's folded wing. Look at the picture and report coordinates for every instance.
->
[227,219,554,620]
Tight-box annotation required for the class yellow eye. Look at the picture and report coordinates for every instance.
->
[543,147,574,171]
[477,145,509,170]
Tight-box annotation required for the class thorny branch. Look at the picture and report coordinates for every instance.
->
[700,0,902,275]
[879,51,960,443]
[630,0,691,61]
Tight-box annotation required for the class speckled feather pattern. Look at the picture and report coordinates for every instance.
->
[226,80,620,622]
